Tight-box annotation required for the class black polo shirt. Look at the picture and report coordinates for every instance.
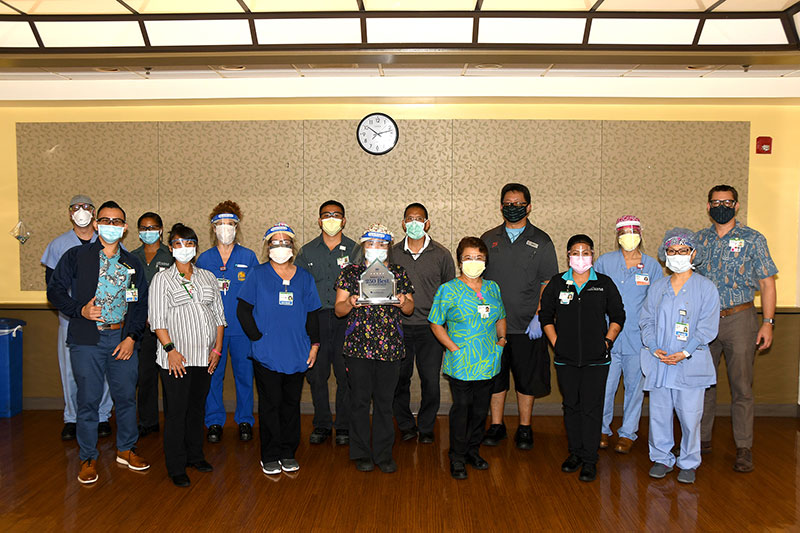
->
[481,220,559,334]
[296,233,358,310]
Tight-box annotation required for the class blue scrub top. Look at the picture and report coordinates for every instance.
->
[237,263,321,374]
[41,229,98,327]
[196,243,259,338]
[595,250,664,357]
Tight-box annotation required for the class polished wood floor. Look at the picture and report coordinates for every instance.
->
[0,411,797,532]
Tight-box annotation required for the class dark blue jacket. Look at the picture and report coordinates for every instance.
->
[47,240,149,346]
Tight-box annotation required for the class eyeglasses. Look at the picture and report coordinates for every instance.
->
[139,225,161,231]
[502,201,528,208]
[404,216,427,223]
[96,217,125,226]
[710,199,736,208]
[461,255,485,262]
[666,247,692,256]
[268,240,293,248]
[69,204,94,212]
[320,211,344,220]
[170,239,197,247]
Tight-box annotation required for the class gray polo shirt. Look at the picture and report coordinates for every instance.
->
[131,243,174,285]
[481,221,558,334]
[392,237,456,326]
[296,233,358,310]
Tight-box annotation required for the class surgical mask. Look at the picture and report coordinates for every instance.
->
[405,220,426,240]
[269,247,293,264]
[364,248,388,264]
[215,224,236,245]
[71,208,93,228]
[502,205,528,223]
[665,254,693,274]
[172,246,196,264]
[321,218,343,237]
[461,260,486,279]
[139,230,161,245]
[98,224,124,244]
[618,234,641,252]
[709,205,735,225]
[569,255,592,274]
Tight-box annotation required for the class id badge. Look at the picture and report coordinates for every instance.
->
[675,321,689,341]
[559,291,573,305]
[635,273,650,286]
[279,291,294,306]
[125,286,139,302]
[477,304,490,319]
[729,238,744,253]
[217,277,230,294]
[337,256,350,268]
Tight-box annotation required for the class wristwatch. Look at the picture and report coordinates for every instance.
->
[604,337,614,350]
[163,342,175,353]
[763,318,775,325]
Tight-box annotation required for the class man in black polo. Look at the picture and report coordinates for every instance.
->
[296,200,358,445]
[392,202,456,443]
[481,183,558,449]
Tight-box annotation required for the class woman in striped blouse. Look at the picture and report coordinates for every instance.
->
[148,223,226,488]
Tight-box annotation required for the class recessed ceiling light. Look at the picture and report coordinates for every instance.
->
[219,65,246,71]
[93,67,120,73]
[475,63,502,69]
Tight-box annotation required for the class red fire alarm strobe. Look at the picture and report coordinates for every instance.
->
[756,136,772,154]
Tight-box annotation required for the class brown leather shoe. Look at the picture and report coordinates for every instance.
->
[599,434,610,449]
[614,437,634,454]
[116,449,150,471]
[78,459,98,484]
[733,447,754,473]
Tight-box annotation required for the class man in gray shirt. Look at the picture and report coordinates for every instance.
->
[392,203,456,443]
[295,200,358,445]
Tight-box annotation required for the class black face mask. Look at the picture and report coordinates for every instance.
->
[502,204,528,223]
[709,205,735,225]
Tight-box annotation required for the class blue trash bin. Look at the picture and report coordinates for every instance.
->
[0,318,25,418]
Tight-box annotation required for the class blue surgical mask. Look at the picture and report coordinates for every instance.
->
[98,224,124,244]
[139,230,161,245]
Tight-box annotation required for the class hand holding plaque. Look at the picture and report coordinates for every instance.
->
[355,259,400,305]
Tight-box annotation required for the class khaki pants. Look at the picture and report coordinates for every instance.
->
[700,306,759,449]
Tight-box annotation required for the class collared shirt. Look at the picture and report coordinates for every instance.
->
[482,221,558,334]
[148,264,226,368]
[131,243,174,284]
[694,222,778,309]
[595,250,665,357]
[403,234,431,259]
[296,233,358,310]
[393,237,456,326]
[94,249,131,325]
[562,267,598,294]
[505,226,525,243]
[41,229,97,327]
[428,278,505,381]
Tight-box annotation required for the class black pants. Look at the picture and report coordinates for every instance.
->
[138,328,162,428]
[160,367,211,477]
[447,375,492,463]
[253,361,304,463]
[346,356,400,464]
[306,309,350,431]
[555,363,610,465]
[393,324,444,434]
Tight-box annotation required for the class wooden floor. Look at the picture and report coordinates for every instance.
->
[0,412,797,532]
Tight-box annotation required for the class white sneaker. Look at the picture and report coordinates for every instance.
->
[280,458,300,472]
[260,460,281,475]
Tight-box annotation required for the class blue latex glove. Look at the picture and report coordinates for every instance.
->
[525,314,542,340]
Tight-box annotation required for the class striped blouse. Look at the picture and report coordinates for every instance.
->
[148,264,227,369]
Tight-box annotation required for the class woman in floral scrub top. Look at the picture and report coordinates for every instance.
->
[335,223,415,474]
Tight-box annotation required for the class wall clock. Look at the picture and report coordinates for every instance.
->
[356,113,399,155]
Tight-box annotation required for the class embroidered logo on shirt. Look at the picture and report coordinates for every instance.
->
[491,242,499,248]
[586,287,604,292]
[238,271,246,281]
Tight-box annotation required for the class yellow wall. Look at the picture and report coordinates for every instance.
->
[1,99,798,306]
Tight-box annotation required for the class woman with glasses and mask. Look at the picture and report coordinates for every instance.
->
[540,234,625,483]
[334,223,415,474]
[639,228,719,485]
[593,215,664,454]
[196,201,259,444]
[429,237,506,480]
[148,223,226,487]
[236,223,321,476]
[131,212,174,438]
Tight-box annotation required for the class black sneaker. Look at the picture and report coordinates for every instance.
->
[138,424,159,437]
[335,429,349,445]
[98,421,112,438]
[418,432,434,444]
[579,463,597,482]
[561,454,582,473]
[187,460,213,473]
[450,461,467,480]
[465,453,489,470]
[378,459,397,474]
[514,425,533,450]
[61,423,77,441]
[400,427,418,441]
[309,427,331,444]
[355,458,374,472]
[482,423,507,446]
[239,422,253,442]
[207,424,223,443]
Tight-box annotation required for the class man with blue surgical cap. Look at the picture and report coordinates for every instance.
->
[639,228,719,484]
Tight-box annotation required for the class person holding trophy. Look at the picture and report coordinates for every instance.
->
[334,223,415,474]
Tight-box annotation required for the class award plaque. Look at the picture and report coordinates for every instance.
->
[356,260,400,305]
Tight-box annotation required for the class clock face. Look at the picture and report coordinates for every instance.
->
[357,113,399,155]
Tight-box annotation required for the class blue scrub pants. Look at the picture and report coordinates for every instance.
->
[70,330,139,461]
[205,334,254,427]
[648,386,704,471]
[601,351,644,440]
[58,322,112,423]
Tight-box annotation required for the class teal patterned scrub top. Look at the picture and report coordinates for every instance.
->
[428,278,506,381]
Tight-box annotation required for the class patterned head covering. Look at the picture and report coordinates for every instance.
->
[360,223,393,243]
[263,222,295,241]
[615,215,641,233]
[659,227,704,264]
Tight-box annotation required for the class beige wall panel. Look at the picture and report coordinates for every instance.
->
[17,122,159,291]
[156,121,304,256]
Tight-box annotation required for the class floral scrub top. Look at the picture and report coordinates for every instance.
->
[335,263,415,361]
